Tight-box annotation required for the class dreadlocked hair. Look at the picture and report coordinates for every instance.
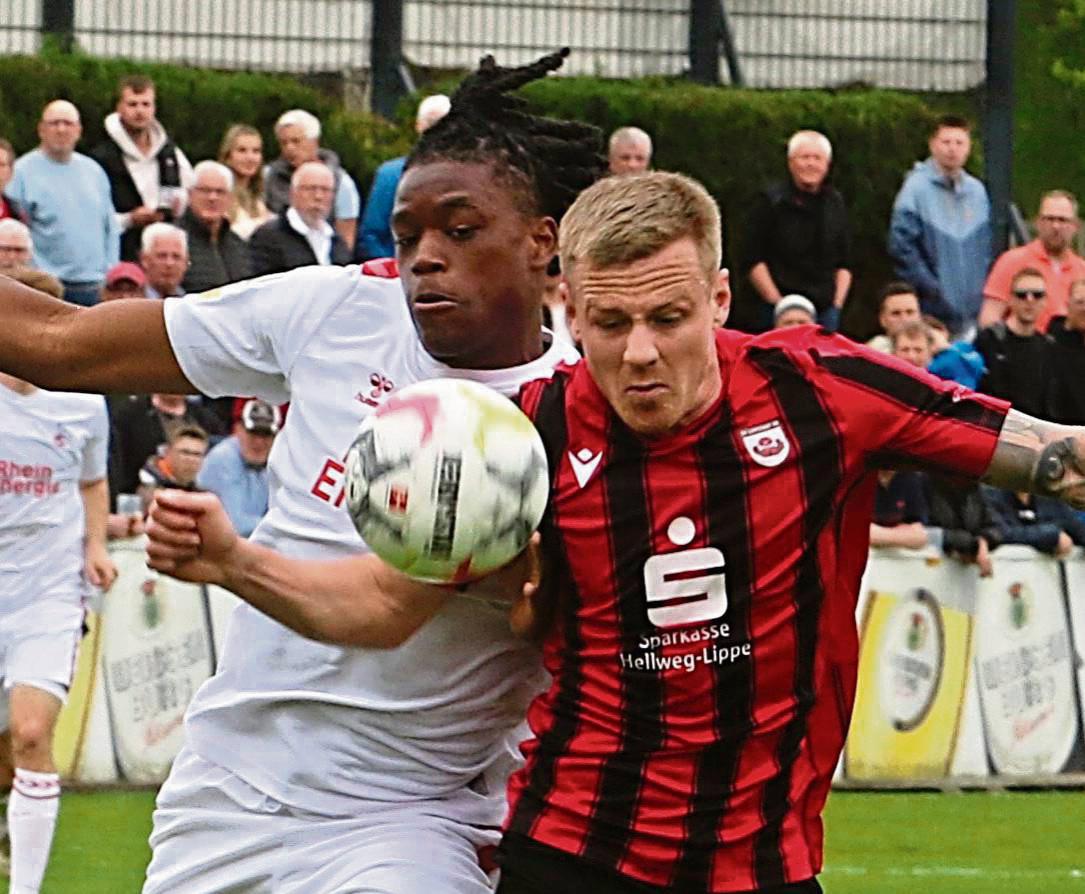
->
[406,48,606,223]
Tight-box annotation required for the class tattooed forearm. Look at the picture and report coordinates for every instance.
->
[983,409,1085,508]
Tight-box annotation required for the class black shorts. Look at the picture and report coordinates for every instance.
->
[497,834,823,894]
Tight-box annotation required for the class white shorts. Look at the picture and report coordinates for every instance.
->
[0,600,84,730]
[143,747,499,894]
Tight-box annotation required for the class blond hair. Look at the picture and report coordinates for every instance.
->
[219,124,267,219]
[560,171,721,280]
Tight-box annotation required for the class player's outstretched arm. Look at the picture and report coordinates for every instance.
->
[983,409,1085,509]
[145,490,538,648]
[0,275,193,393]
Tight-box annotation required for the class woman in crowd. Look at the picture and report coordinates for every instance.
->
[218,124,273,239]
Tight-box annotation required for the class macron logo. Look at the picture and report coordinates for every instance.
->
[568,448,602,488]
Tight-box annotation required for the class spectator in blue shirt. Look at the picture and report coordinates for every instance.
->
[196,398,279,538]
[356,94,451,262]
[888,115,991,337]
[7,100,119,306]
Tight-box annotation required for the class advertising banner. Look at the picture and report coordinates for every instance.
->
[99,539,215,784]
[973,547,1078,775]
[847,551,978,781]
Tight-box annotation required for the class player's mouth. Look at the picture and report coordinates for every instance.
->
[625,382,667,397]
[412,291,460,313]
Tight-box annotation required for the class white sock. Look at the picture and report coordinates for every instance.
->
[8,768,60,894]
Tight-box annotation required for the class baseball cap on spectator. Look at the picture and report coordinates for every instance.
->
[105,261,147,289]
[240,398,281,435]
[774,293,817,322]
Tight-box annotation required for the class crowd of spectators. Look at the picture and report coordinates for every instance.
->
[2,76,1084,568]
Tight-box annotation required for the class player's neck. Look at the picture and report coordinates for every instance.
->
[454,330,545,371]
[0,371,36,396]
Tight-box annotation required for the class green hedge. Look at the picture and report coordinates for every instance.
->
[0,51,967,337]
[1015,0,1085,220]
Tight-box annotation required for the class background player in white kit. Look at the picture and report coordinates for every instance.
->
[0,52,604,893]
[0,347,115,894]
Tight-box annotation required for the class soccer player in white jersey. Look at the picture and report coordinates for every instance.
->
[0,51,604,893]
[0,362,114,894]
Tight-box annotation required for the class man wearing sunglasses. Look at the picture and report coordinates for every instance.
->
[974,267,1055,418]
[979,190,1085,332]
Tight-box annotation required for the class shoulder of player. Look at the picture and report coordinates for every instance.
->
[732,325,894,384]
[730,324,827,363]
[37,389,107,413]
[254,264,404,321]
[515,355,579,413]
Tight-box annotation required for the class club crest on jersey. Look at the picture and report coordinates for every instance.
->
[740,420,790,467]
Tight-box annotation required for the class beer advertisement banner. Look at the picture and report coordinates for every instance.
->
[98,539,215,784]
[846,551,979,781]
[973,547,1080,776]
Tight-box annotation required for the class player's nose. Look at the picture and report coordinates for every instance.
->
[623,323,660,366]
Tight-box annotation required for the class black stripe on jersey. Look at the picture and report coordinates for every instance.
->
[508,375,584,838]
[672,403,756,890]
[749,348,843,888]
[816,353,1005,432]
[581,420,662,870]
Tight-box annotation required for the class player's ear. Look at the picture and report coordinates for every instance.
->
[527,217,558,273]
[711,267,731,328]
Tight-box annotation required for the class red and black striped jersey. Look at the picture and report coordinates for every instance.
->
[508,326,1009,892]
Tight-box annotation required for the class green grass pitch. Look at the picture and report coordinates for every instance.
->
[12,789,1083,892]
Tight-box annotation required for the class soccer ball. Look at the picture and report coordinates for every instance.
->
[343,378,550,583]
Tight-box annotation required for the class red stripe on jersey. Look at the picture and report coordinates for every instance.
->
[580,423,660,870]
[620,434,712,881]
[508,373,592,849]
[673,406,757,891]
[747,347,844,888]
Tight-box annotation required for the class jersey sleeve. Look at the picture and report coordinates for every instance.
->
[162,266,364,403]
[81,397,110,482]
[804,331,1010,479]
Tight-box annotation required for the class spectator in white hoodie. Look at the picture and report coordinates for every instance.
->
[90,74,194,262]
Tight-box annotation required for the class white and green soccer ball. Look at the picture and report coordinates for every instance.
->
[344,378,549,583]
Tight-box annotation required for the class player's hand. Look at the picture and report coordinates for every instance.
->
[84,542,118,592]
[129,205,163,227]
[145,489,240,586]
[975,536,993,578]
[106,511,144,540]
[508,532,546,639]
[1056,530,1074,558]
[461,533,542,610]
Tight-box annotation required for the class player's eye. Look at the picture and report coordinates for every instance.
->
[448,226,477,241]
[393,233,419,249]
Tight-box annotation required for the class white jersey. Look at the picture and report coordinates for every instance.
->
[163,266,577,818]
[0,383,108,613]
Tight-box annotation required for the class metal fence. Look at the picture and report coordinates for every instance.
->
[0,0,986,91]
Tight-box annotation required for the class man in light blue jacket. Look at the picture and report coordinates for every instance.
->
[7,100,119,307]
[889,115,991,337]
